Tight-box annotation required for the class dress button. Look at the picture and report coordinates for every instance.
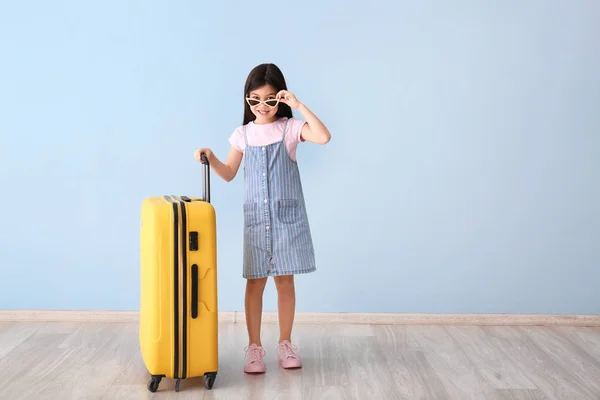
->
[266,225,270,230]
[264,199,268,204]
[262,147,265,151]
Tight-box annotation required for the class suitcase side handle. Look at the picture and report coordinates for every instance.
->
[191,264,199,318]
[200,154,211,203]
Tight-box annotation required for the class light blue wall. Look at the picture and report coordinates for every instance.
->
[1,1,598,314]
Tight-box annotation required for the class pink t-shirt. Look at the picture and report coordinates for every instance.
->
[228,117,306,161]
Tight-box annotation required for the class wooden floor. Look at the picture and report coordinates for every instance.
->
[1,322,599,399]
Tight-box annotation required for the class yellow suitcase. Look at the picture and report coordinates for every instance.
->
[139,157,218,392]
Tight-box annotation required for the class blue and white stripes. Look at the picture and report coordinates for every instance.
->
[241,120,316,279]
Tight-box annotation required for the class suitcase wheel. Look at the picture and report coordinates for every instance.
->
[147,375,163,393]
[204,372,217,390]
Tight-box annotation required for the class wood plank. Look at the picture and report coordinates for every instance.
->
[517,326,600,396]
[2,310,600,326]
[482,326,598,400]
[445,325,537,389]
[0,321,42,359]
[1,321,599,399]
[407,326,501,399]
[553,326,600,361]
[496,389,548,400]
[374,325,450,399]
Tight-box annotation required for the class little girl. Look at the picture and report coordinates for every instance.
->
[194,63,331,374]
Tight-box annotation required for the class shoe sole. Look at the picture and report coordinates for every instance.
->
[279,361,302,370]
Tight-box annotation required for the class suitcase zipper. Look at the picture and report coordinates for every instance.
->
[164,195,188,380]
[179,196,188,380]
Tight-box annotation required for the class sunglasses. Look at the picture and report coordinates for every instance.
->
[246,97,280,108]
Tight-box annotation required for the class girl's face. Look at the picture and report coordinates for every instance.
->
[246,84,279,124]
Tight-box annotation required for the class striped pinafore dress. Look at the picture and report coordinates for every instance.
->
[241,118,316,279]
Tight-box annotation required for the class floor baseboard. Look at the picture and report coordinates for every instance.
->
[1,310,599,326]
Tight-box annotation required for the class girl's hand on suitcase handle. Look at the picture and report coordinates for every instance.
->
[194,148,212,164]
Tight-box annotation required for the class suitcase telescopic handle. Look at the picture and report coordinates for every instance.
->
[200,153,211,203]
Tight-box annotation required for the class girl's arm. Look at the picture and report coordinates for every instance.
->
[194,145,243,182]
[297,103,331,145]
[277,90,331,145]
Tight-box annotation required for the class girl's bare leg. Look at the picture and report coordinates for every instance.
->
[245,277,268,346]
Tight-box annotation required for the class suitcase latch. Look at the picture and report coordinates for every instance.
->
[189,232,198,251]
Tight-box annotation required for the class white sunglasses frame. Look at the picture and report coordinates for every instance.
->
[245,97,280,108]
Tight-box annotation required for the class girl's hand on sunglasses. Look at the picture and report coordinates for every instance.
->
[277,90,301,109]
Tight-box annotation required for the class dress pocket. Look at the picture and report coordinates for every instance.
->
[243,203,259,227]
[276,199,299,224]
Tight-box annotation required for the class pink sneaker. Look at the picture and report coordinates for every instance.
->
[277,340,302,369]
[244,344,266,374]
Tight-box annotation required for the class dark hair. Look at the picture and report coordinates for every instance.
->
[243,63,293,125]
